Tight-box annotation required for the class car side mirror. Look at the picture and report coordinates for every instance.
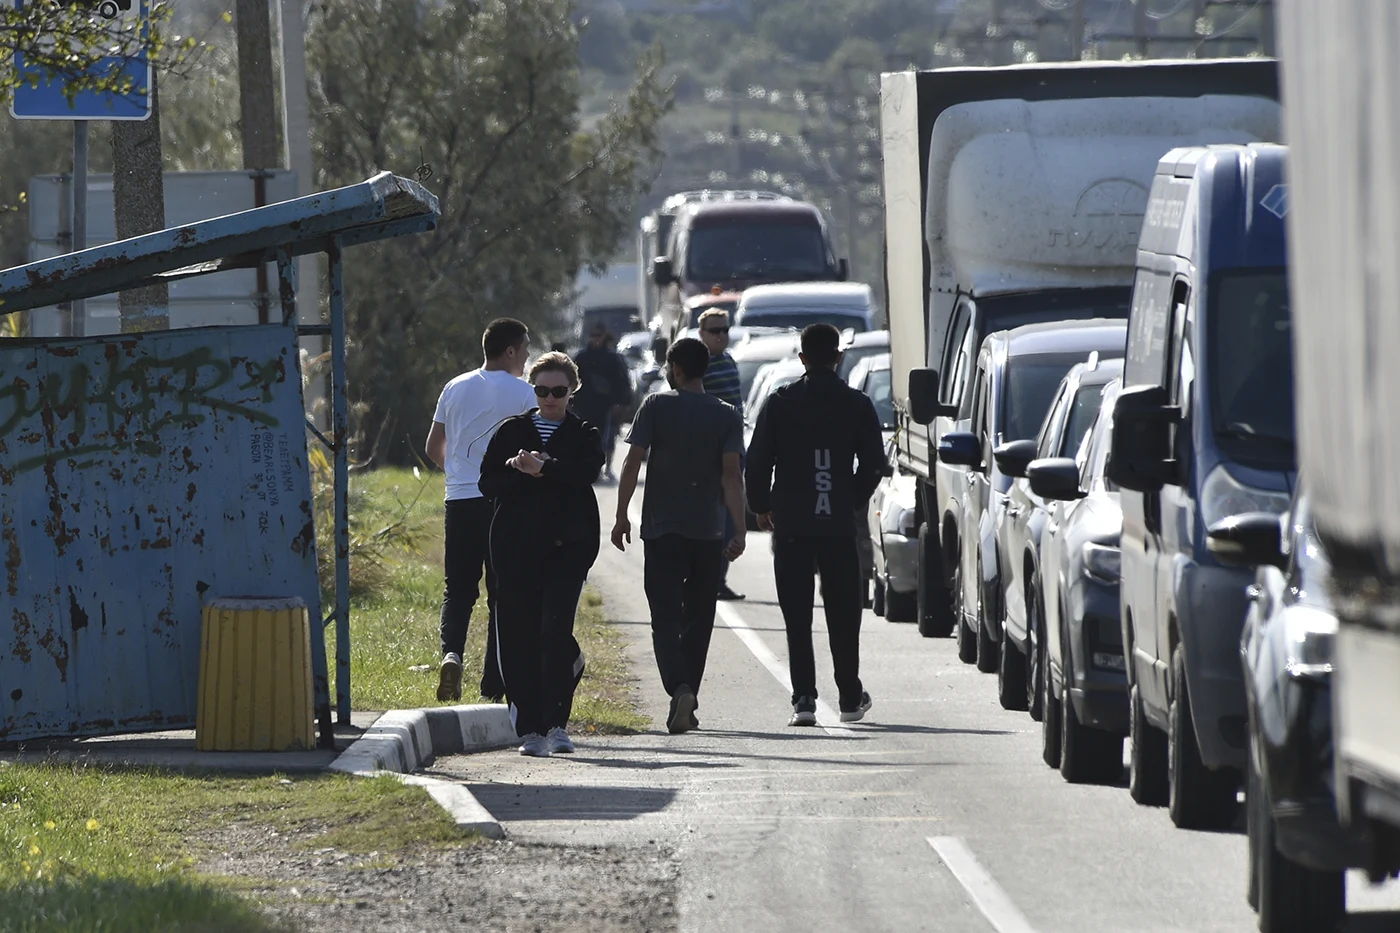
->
[938,431,981,467]
[908,367,953,426]
[1105,385,1179,493]
[1206,512,1286,569]
[651,256,674,287]
[993,439,1038,478]
[837,257,849,281]
[1027,457,1085,501]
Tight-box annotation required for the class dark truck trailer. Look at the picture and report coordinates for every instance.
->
[878,58,1280,637]
[1277,0,1400,882]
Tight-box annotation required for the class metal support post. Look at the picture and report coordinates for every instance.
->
[275,245,297,323]
[72,122,88,337]
[328,238,351,723]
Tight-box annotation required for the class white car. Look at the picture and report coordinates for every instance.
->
[869,458,920,622]
[734,282,875,333]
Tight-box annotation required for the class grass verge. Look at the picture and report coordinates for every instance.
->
[326,467,647,733]
[0,763,465,933]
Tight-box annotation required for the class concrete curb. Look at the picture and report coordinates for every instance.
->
[330,704,515,840]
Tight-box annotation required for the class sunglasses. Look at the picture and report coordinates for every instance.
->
[533,384,570,399]
[703,326,730,335]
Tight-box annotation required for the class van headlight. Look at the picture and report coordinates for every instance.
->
[1200,464,1291,530]
[1082,542,1121,583]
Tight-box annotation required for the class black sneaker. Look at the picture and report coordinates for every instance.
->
[717,584,746,601]
[789,697,818,727]
[668,687,697,735]
[689,711,700,730]
[840,691,873,723]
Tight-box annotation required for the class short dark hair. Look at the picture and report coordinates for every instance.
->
[528,351,580,390]
[666,337,710,381]
[482,318,529,360]
[800,323,841,367]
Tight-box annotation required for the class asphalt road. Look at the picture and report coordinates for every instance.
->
[434,482,1400,933]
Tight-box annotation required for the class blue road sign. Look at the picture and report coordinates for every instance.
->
[10,0,152,121]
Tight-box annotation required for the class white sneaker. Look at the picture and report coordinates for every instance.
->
[518,733,550,757]
[840,691,873,723]
[789,697,818,727]
[546,727,575,755]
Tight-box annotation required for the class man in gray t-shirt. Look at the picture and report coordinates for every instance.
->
[613,338,746,736]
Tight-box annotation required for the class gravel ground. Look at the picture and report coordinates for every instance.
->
[198,822,679,933]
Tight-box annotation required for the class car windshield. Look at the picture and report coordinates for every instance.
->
[1001,354,1083,442]
[1061,383,1107,457]
[741,310,867,332]
[838,342,887,380]
[687,223,829,281]
[1209,269,1294,466]
[865,369,894,429]
[738,357,794,401]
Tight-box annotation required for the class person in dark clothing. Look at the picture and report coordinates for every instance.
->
[479,352,606,757]
[612,337,747,735]
[746,323,888,727]
[572,323,633,482]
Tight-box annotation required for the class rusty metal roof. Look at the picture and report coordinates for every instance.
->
[0,172,439,315]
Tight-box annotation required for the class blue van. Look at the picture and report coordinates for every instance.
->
[1108,144,1295,830]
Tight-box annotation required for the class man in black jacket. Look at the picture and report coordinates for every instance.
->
[746,323,888,727]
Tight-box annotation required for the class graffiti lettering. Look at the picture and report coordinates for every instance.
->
[0,345,285,476]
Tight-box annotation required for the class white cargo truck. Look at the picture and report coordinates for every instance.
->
[1276,0,1400,881]
[879,59,1280,638]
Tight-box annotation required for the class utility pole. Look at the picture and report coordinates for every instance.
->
[277,0,326,426]
[112,70,169,333]
[237,0,280,170]
[238,0,280,328]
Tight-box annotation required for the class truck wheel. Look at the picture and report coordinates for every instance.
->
[1168,644,1240,829]
[975,574,999,674]
[872,576,886,617]
[1129,682,1169,806]
[886,586,917,624]
[917,523,954,638]
[1041,645,1061,769]
[1252,749,1346,932]
[997,626,1028,711]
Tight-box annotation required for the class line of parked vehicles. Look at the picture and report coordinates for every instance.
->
[864,48,1400,933]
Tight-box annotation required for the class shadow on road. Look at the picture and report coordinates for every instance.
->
[1348,910,1400,931]
[467,782,678,822]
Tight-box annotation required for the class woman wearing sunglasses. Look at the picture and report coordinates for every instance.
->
[479,352,606,757]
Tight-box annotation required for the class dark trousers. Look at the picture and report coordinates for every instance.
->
[494,544,590,738]
[644,535,724,698]
[440,497,505,697]
[773,534,865,710]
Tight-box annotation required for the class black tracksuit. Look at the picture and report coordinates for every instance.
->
[479,411,604,738]
[745,367,888,710]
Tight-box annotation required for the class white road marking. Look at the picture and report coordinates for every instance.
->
[927,836,1039,933]
[625,497,850,733]
[715,602,849,734]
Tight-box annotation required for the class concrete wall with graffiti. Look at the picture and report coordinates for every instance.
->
[0,324,323,741]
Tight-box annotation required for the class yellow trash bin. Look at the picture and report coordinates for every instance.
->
[196,596,315,751]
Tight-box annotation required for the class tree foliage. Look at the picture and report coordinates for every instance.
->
[0,1,208,105]
[309,0,669,464]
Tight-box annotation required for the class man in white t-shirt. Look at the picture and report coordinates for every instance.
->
[426,318,536,702]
